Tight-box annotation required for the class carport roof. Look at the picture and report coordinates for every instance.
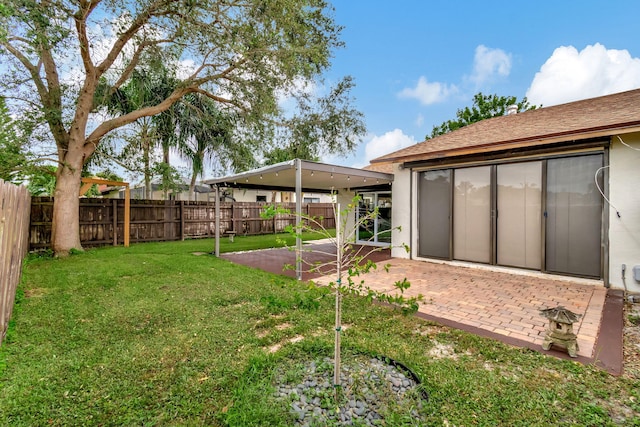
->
[203,159,393,193]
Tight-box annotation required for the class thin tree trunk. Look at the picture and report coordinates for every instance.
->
[189,172,197,201]
[142,125,151,198]
[163,143,170,164]
[334,204,342,391]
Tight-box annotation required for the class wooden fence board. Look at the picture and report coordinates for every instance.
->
[0,180,31,346]
[29,198,335,250]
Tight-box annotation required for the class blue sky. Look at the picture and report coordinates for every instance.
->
[321,1,640,168]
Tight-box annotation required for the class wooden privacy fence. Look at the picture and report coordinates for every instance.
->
[0,180,31,346]
[29,198,335,250]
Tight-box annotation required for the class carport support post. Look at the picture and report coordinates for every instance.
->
[214,185,220,257]
[295,158,302,280]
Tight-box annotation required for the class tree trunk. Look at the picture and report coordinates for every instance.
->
[51,160,83,255]
[334,204,342,391]
[189,172,197,201]
[142,125,152,198]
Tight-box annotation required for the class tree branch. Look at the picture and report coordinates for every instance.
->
[74,1,98,75]
[83,85,194,156]
[111,38,174,92]
[95,0,163,76]
[0,41,69,148]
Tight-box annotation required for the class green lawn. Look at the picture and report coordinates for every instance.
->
[1,235,639,426]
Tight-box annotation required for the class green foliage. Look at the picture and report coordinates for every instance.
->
[26,165,56,196]
[0,96,25,182]
[171,92,257,195]
[1,0,363,175]
[263,76,365,164]
[426,92,539,139]
[151,162,183,199]
[93,63,178,189]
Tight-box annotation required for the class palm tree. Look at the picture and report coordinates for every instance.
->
[173,94,255,200]
[95,65,177,197]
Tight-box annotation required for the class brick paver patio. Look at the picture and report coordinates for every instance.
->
[222,241,622,373]
[313,258,607,359]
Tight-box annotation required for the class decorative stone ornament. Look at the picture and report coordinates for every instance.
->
[539,306,582,358]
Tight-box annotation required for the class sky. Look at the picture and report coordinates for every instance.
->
[319,1,640,169]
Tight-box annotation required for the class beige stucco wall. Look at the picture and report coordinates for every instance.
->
[390,165,412,258]
[608,132,640,293]
[231,189,280,202]
[231,189,333,203]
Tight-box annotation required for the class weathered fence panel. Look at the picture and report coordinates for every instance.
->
[29,198,335,250]
[0,180,31,346]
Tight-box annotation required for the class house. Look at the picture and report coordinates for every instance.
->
[100,178,334,204]
[229,188,333,203]
[368,88,640,292]
[101,180,216,201]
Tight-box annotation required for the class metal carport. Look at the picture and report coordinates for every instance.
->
[204,159,394,279]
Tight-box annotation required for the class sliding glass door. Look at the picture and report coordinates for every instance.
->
[418,170,451,258]
[453,166,491,263]
[496,162,542,269]
[416,153,603,278]
[545,155,603,277]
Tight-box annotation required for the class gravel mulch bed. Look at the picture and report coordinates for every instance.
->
[273,354,428,426]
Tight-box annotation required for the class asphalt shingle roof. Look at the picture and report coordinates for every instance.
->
[371,88,640,165]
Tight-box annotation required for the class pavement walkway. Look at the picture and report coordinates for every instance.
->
[221,243,623,374]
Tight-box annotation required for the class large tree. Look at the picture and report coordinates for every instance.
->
[426,93,538,139]
[0,0,363,255]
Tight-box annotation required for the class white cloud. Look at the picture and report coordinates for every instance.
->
[469,45,512,85]
[398,76,457,105]
[364,129,416,163]
[415,113,424,127]
[321,129,417,169]
[526,43,640,106]
[399,45,510,105]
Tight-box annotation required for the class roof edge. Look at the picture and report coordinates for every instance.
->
[372,123,640,165]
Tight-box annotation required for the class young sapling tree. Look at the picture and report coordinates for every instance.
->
[261,195,422,399]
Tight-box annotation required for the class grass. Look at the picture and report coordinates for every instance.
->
[1,234,639,426]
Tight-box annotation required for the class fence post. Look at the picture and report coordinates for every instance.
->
[112,199,118,246]
[180,201,185,241]
[231,203,235,233]
[164,200,172,240]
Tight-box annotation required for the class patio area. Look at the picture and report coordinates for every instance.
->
[221,242,624,375]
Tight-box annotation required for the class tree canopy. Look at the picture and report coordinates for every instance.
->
[426,93,538,139]
[0,0,365,254]
[0,96,25,182]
